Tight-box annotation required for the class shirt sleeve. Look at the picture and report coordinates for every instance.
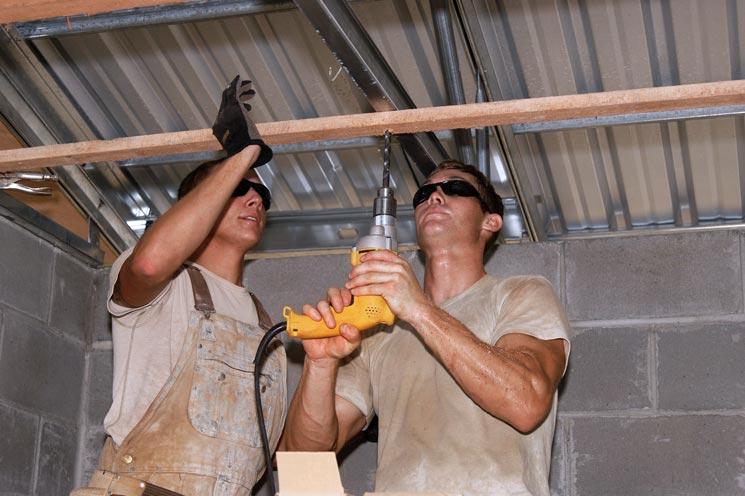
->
[107,247,179,325]
[494,276,571,372]
[335,332,378,426]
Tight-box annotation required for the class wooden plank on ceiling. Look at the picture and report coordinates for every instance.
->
[0,0,195,23]
[1,80,744,172]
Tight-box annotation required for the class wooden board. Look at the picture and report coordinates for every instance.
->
[0,0,195,23]
[1,80,744,172]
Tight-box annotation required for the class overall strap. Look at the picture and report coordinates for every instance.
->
[185,266,216,316]
[249,292,273,331]
[186,265,272,330]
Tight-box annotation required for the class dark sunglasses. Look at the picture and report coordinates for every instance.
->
[232,179,271,211]
[412,179,492,213]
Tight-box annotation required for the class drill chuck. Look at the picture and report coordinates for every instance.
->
[353,185,398,261]
[373,186,397,218]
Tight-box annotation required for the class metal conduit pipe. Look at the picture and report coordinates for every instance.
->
[475,73,490,179]
[431,0,474,165]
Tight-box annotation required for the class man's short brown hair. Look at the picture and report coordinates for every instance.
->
[177,159,222,200]
[177,159,223,200]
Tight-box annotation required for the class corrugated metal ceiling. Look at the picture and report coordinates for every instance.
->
[1,0,743,256]
[461,0,745,239]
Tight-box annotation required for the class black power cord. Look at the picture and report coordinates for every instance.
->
[253,321,287,496]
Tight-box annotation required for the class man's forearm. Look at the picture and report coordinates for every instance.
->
[133,147,259,271]
[280,358,341,452]
[411,304,565,433]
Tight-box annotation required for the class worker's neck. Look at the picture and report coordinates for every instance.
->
[423,245,486,305]
[191,244,246,286]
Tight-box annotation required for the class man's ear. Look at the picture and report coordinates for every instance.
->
[482,213,503,234]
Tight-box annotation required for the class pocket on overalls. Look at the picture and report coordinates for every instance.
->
[187,320,278,447]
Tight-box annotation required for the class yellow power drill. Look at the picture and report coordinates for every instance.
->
[283,132,398,339]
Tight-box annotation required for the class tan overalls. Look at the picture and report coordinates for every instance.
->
[72,266,287,496]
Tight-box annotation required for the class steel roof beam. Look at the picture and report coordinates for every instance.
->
[117,131,459,168]
[0,26,137,252]
[258,205,417,252]
[10,0,296,39]
[293,0,447,179]
[0,0,210,24]
[256,198,525,253]
[511,105,745,134]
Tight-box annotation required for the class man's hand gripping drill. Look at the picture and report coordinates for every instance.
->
[283,131,398,340]
[283,260,396,339]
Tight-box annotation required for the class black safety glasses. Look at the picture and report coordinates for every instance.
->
[231,179,271,211]
[412,179,492,213]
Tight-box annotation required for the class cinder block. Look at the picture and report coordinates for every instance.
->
[560,327,651,412]
[247,243,564,319]
[246,254,350,371]
[251,469,274,496]
[487,241,563,291]
[51,251,95,342]
[88,348,113,425]
[80,427,107,486]
[92,268,112,343]
[246,251,422,373]
[549,417,567,496]
[0,310,85,422]
[0,403,37,492]
[245,254,349,320]
[37,420,77,495]
[658,322,745,410]
[0,219,53,320]
[565,232,742,321]
[338,440,377,496]
[571,415,745,495]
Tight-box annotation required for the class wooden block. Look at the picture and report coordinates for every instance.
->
[276,451,346,496]
[363,493,462,496]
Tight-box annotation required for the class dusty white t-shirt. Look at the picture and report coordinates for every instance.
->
[104,248,261,446]
[336,274,571,496]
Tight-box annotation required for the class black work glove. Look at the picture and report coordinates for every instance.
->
[212,75,273,167]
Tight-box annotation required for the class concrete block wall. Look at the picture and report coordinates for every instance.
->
[35,226,744,495]
[79,270,113,486]
[247,230,745,496]
[554,231,745,496]
[0,213,105,496]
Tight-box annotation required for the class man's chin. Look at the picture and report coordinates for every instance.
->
[418,220,449,235]
[239,233,262,250]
